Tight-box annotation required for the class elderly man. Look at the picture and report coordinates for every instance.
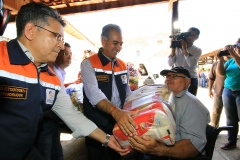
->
[129,67,210,160]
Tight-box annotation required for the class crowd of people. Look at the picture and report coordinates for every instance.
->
[0,2,239,160]
[198,68,210,88]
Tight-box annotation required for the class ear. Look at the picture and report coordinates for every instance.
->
[24,23,36,41]
[185,78,191,87]
[101,37,106,47]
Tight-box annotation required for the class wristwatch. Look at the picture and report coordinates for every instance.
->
[102,134,111,147]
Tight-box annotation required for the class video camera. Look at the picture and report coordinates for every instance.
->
[218,44,238,57]
[169,32,191,48]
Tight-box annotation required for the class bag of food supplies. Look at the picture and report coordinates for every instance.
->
[125,84,171,103]
[113,101,176,151]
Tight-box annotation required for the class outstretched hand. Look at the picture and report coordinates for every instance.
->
[112,109,139,136]
[108,135,130,156]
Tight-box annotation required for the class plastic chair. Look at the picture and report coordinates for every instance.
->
[194,124,234,160]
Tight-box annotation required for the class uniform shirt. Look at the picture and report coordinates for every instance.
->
[0,39,97,159]
[173,89,210,152]
[17,40,98,137]
[81,56,132,108]
[168,45,202,78]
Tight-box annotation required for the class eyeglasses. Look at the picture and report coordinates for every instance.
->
[62,52,72,57]
[163,74,187,80]
[34,25,64,44]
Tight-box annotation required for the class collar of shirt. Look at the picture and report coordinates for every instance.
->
[175,89,188,98]
[17,40,47,69]
[53,63,66,82]
[98,47,119,67]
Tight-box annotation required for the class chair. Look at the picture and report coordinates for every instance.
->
[194,124,234,160]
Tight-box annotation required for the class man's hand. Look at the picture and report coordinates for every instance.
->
[180,39,187,50]
[170,48,176,57]
[180,39,189,56]
[112,109,138,136]
[209,90,213,99]
[129,135,165,156]
[108,135,130,156]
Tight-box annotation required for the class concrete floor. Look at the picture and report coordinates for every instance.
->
[61,87,240,160]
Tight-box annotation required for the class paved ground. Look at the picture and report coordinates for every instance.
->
[61,87,240,160]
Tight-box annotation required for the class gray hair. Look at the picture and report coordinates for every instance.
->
[101,24,122,41]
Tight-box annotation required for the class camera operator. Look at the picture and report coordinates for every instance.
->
[168,27,202,96]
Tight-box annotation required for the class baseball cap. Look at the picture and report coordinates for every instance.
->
[160,67,191,78]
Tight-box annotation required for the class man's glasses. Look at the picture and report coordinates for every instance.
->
[163,74,187,80]
[34,25,64,44]
[62,52,72,57]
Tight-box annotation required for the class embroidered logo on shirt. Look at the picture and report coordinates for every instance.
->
[0,85,28,99]
[46,89,55,104]
[121,74,127,84]
[96,75,109,82]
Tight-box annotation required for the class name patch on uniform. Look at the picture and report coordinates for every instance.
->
[0,85,28,99]
[121,74,127,84]
[96,75,109,82]
[46,89,55,105]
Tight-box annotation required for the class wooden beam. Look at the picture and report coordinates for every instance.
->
[55,0,168,15]
[200,49,221,59]
[64,0,70,7]
[9,0,168,22]
[3,0,26,12]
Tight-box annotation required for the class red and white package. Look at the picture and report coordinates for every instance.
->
[123,93,161,111]
[125,84,171,103]
[113,102,176,151]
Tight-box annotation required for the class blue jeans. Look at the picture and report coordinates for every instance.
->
[222,88,240,144]
[188,78,198,96]
[35,118,63,160]
[200,77,206,87]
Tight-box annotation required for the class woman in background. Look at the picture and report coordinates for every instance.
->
[216,38,240,150]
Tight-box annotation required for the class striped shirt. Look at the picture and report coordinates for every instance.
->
[81,57,132,108]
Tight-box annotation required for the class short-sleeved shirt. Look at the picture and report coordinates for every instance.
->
[208,61,225,95]
[224,58,240,90]
[173,89,210,152]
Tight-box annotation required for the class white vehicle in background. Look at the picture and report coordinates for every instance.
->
[136,63,165,87]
